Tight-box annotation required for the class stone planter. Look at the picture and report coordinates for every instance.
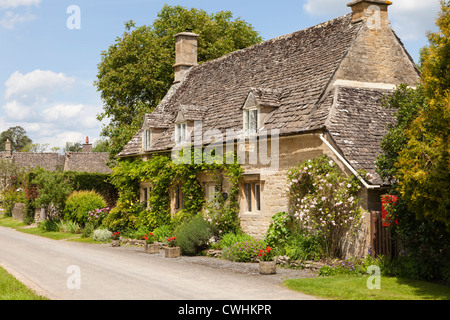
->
[111,240,120,247]
[259,260,277,275]
[146,243,160,254]
[164,246,181,258]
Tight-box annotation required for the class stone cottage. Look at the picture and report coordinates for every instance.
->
[0,137,111,174]
[118,0,420,257]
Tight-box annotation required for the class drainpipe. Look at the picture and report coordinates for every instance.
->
[319,134,380,189]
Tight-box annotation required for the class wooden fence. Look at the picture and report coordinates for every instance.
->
[370,211,398,258]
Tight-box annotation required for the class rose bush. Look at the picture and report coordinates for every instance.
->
[286,156,366,258]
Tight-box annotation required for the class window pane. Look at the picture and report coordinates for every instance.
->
[244,110,249,135]
[244,183,252,212]
[175,186,180,209]
[249,109,257,134]
[255,184,261,211]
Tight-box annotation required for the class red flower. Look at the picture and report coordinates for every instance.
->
[266,246,271,252]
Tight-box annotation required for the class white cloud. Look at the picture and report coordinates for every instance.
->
[5,69,76,104]
[1,69,103,150]
[0,0,41,10]
[42,104,85,122]
[0,0,41,29]
[303,0,441,40]
[0,9,35,29]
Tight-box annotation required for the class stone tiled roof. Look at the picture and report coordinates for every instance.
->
[0,151,112,174]
[118,14,363,157]
[64,152,112,174]
[326,86,395,185]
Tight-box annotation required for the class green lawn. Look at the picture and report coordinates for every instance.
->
[284,275,450,300]
[0,215,102,243]
[0,266,48,300]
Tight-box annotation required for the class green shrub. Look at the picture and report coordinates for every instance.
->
[82,223,94,238]
[39,219,59,232]
[153,225,172,242]
[217,232,253,250]
[222,237,265,262]
[56,220,81,234]
[174,215,212,256]
[63,191,107,226]
[284,231,324,261]
[92,229,112,242]
[265,211,292,248]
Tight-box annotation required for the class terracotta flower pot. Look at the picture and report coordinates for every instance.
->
[259,260,276,275]
[164,246,181,258]
[146,243,160,254]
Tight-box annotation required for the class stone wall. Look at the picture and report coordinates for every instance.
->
[12,203,26,221]
[333,23,420,87]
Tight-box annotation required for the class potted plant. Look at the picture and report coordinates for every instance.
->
[164,236,180,258]
[258,246,277,275]
[111,232,121,247]
[142,232,159,254]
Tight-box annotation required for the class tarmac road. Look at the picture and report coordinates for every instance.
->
[0,226,317,300]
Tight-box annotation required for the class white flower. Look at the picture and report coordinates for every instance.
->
[329,160,334,166]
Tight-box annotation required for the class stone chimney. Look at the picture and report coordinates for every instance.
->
[173,30,199,83]
[82,136,92,153]
[348,0,392,26]
[5,139,12,158]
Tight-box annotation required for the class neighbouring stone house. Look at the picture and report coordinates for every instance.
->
[117,0,420,257]
[0,137,111,174]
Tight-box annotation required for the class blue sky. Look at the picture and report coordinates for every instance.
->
[0,0,442,150]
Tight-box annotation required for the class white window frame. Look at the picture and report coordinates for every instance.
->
[143,129,152,150]
[175,122,187,146]
[243,107,259,136]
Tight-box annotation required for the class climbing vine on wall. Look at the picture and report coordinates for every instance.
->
[105,149,242,233]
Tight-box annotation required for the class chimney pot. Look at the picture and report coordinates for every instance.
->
[173,31,199,83]
[82,137,92,153]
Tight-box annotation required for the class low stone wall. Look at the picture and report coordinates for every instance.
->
[12,203,26,221]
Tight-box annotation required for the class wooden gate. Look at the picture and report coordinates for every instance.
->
[370,211,398,258]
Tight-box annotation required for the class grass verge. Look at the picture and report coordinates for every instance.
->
[0,215,103,243]
[0,266,48,300]
[284,275,450,300]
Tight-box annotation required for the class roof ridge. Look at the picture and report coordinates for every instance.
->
[192,14,354,71]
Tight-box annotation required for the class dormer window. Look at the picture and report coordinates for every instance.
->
[242,88,281,137]
[175,122,187,146]
[143,129,152,150]
[244,108,258,136]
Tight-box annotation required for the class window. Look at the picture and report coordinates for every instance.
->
[244,108,258,136]
[141,185,152,208]
[143,129,152,150]
[176,122,187,145]
[174,186,184,210]
[244,182,261,213]
[207,184,221,200]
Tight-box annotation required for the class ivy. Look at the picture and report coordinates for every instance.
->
[106,148,242,233]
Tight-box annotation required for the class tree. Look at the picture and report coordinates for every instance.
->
[95,5,262,156]
[376,1,449,282]
[92,138,109,153]
[64,142,83,152]
[0,126,32,152]
[395,1,450,228]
